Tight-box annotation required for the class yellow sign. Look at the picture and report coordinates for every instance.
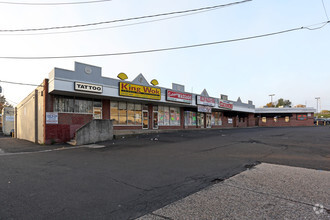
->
[119,82,161,100]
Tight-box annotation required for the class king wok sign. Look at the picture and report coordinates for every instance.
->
[119,82,161,100]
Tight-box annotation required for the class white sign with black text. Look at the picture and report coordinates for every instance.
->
[74,82,103,93]
[46,112,58,124]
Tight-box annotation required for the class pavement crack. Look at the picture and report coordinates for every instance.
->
[110,177,149,191]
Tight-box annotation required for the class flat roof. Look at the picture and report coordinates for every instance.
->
[255,107,316,114]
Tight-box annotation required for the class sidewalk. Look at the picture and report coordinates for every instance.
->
[0,134,69,154]
[137,163,330,220]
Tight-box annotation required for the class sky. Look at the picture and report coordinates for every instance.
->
[0,0,329,110]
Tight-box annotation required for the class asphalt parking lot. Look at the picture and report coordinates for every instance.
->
[0,126,329,219]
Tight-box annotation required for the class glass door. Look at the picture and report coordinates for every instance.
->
[142,110,149,129]
[206,114,211,128]
[198,113,205,128]
[153,111,158,129]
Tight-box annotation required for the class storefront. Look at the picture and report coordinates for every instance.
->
[14,62,314,144]
[255,108,315,127]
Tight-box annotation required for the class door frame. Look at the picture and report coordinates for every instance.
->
[142,110,149,129]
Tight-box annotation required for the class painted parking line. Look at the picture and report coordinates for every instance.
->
[0,145,104,156]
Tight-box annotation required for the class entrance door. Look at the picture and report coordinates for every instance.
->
[153,111,158,129]
[142,110,149,129]
[199,113,205,128]
[206,114,211,128]
[93,107,102,119]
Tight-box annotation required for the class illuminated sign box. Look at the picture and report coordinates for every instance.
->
[166,90,192,104]
[196,95,216,107]
[119,82,161,100]
[219,100,233,110]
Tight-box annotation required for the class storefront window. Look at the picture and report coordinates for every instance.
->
[110,101,142,126]
[119,102,127,125]
[127,103,135,125]
[158,106,164,126]
[212,112,222,126]
[170,107,180,126]
[75,99,93,113]
[164,106,170,126]
[54,96,100,114]
[135,104,142,125]
[184,111,197,126]
[158,106,180,126]
[110,102,119,125]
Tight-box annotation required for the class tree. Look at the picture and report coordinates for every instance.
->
[276,98,291,108]
[0,95,13,113]
[266,102,275,107]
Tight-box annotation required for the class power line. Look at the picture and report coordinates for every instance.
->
[0,6,221,36]
[0,21,328,60]
[0,80,43,87]
[0,0,111,6]
[0,0,252,32]
[321,0,329,20]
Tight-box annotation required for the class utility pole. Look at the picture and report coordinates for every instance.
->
[269,94,275,106]
[315,97,320,117]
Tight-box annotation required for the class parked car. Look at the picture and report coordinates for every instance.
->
[314,118,328,125]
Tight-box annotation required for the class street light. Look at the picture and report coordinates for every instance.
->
[315,97,320,116]
[269,94,275,106]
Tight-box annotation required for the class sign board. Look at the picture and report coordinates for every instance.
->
[297,114,307,121]
[172,83,185,92]
[74,82,103,93]
[119,82,161,100]
[228,118,233,124]
[5,116,14,122]
[220,94,228,100]
[46,112,58,124]
[196,95,216,107]
[219,100,233,110]
[197,105,212,113]
[166,90,192,104]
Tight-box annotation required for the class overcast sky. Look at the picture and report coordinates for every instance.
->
[0,0,329,109]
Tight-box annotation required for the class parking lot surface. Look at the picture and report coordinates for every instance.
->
[0,127,329,219]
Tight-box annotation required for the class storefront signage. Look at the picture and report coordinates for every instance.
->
[5,116,14,122]
[46,112,58,124]
[166,90,192,104]
[74,82,103,93]
[197,105,212,113]
[297,114,307,121]
[196,95,216,107]
[119,82,161,100]
[228,118,233,124]
[219,100,233,110]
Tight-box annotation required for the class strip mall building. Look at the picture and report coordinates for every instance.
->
[15,62,315,144]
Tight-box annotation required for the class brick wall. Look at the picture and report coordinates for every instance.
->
[45,113,93,144]
[258,113,314,127]
[102,100,110,120]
